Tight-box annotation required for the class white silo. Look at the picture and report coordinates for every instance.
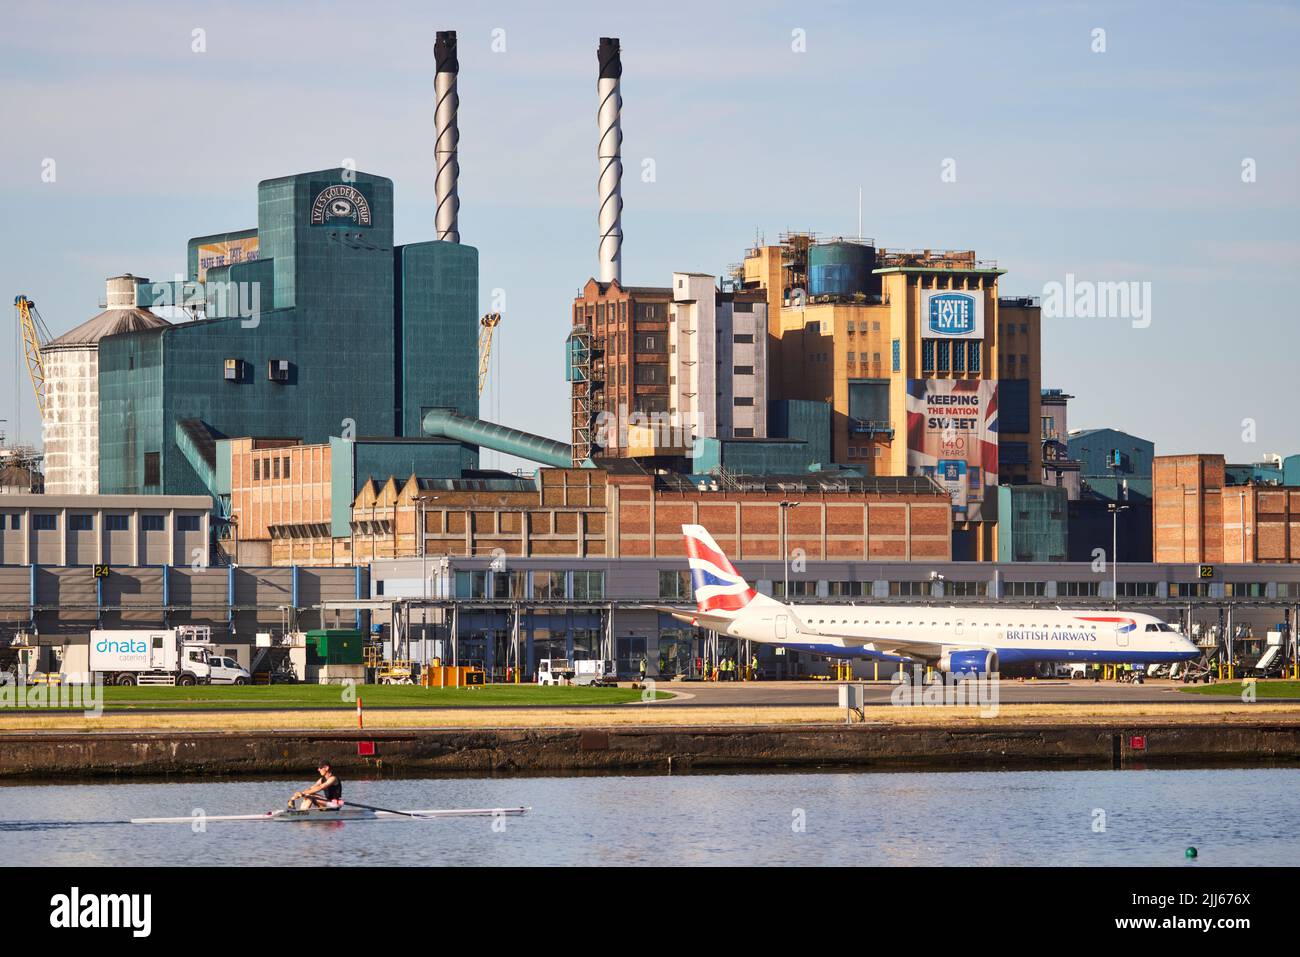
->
[42,275,170,495]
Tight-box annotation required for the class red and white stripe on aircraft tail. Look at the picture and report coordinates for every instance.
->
[682,524,757,614]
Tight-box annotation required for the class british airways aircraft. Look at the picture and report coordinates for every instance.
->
[665,524,1200,675]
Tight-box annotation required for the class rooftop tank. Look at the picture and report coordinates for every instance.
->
[807,241,877,299]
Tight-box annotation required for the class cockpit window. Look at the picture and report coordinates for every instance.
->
[1145,624,1159,632]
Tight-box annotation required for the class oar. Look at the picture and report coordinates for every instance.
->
[336,800,433,820]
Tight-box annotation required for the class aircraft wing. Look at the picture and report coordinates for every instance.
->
[835,632,997,663]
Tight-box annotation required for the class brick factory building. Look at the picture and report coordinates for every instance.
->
[1153,454,1300,564]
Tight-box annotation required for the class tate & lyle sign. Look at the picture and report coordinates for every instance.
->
[921,290,983,339]
[309,183,373,227]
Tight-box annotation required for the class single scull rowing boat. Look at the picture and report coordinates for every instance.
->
[131,805,530,824]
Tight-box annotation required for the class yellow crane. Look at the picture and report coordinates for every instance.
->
[477,312,501,396]
[14,296,53,420]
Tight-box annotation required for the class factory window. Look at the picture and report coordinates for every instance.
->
[945,580,984,597]
[967,341,981,372]
[1225,582,1267,597]
[773,580,818,599]
[1004,581,1047,597]
[733,365,754,376]
[144,452,161,487]
[1173,583,1210,598]
[1116,582,1157,597]
[734,396,754,406]
[829,581,868,597]
[572,570,605,601]
[491,570,526,600]
[70,514,94,532]
[106,514,129,532]
[952,341,966,372]
[847,352,856,363]
[454,570,488,599]
[734,428,754,437]
[889,581,930,597]
[872,321,880,332]
[1058,581,1101,597]
[176,515,200,532]
[34,514,57,531]
[283,457,291,480]
[253,459,260,482]
[936,340,950,372]
[873,352,881,363]
[659,570,693,600]
[8,515,19,530]
[891,339,901,372]
[922,340,935,372]
[532,571,568,601]
[733,333,753,344]
[141,515,165,532]
[634,364,667,385]
[273,458,281,479]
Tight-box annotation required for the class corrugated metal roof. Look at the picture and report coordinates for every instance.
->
[45,307,170,350]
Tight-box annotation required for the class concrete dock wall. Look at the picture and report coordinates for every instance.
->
[1,722,1297,778]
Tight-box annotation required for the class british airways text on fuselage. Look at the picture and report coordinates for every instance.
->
[1003,628,1098,643]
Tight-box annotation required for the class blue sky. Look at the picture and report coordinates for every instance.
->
[1,1,1296,471]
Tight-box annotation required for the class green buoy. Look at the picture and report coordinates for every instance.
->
[1185,847,1198,859]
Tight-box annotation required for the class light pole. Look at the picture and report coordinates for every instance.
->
[417,495,439,664]
[778,500,799,598]
[1108,502,1130,608]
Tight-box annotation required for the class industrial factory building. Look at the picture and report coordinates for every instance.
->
[733,235,1042,560]
[98,166,480,500]
[0,493,211,567]
[1154,453,1300,564]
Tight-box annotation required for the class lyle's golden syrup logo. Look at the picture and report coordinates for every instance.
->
[309,184,372,226]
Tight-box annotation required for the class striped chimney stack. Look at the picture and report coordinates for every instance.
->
[597,37,623,284]
[434,30,461,243]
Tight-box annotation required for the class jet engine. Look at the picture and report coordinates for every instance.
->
[938,649,999,676]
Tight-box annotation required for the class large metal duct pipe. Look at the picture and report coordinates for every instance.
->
[597,37,623,284]
[422,408,576,469]
[434,30,461,243]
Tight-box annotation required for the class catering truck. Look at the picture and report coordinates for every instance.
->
[88,626,249,686]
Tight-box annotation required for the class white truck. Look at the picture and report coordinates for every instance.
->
[537,657,615,687]
[88,626,250,686]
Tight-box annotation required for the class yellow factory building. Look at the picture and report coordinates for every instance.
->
[740,235,1042,559]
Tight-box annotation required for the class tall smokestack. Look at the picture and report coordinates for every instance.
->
[597,37,623,284]
[434,30,460,243]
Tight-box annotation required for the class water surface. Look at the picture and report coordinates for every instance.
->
[1,768,1294,866]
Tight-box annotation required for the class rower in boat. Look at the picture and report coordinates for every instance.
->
[290,760,343,811]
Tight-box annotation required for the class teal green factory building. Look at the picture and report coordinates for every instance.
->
[98,169,480,496]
